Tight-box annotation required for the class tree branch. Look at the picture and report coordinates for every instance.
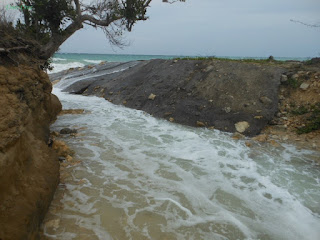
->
[290,19,320,28]
[0,46,30,53]
[74,0,81,16]
[81,14,122,27]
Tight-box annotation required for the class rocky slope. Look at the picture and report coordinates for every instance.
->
[51,59,287,136]
[0,65,61,240]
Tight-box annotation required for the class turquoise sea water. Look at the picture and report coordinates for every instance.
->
[50,53,311,74]
[50,53,179,73]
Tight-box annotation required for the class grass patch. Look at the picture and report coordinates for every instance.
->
[287,77,300,88]
[291,105,309,115]
[174,56,285,64]
[296,103,320,134]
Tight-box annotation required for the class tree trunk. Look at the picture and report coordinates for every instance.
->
[39,21,83,60]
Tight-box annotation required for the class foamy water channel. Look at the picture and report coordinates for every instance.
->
[43,88,320,240]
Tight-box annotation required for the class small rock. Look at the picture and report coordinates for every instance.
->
[292,74,299,80]
[173,59,178,63]
[196,121,206,127]
[254,116,263,119]
[280,75,288,83]
[148,93,156,100]
[60,109,85,115]
[52,140,74,157]
[60,128,77,134]
[299,82,309,90]
[45,219,60,230]
[235,121,250,133]
[204,65,214,72]
[66,155,73,162]
[223,107,231,113]
[164,112,172,116]
[252,134,268,142]
[209,99,213,103]
[260,96,273,105]
[268,140,281,147]
[232,132,245,140]
[58,157,65,162]
[245,141,252,147]
[282,135,289,141]
[109,91,113,95]
[169,117,174,122]
[51,131,60,137]
[123,100,127,105]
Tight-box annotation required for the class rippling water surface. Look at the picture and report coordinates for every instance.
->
[43,88,320,240]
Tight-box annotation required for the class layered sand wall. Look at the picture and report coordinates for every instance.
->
[0,66,61,240]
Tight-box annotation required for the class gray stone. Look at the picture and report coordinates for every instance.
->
[223,107,231,113]
[299,82,309,90]
[260,96,273,105]
[60,128,77,134]
[292,74,299,80]
[280,75,288,83]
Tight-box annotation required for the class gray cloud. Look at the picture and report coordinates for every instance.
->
[3,0,319,57]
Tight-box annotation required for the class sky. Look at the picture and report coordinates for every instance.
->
[2,0,320,57]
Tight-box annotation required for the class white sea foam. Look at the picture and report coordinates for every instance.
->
[52,57,67,61]
[83,59,103,64]
[45,88,320,240]
[48,62,85,74]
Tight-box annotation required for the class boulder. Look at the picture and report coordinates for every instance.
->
[60,128,77,134]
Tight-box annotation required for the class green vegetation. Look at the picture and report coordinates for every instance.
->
[287,77,300,88]
[291,105,309,115]
[296,103,320,134]
[174,56,285,64]
[175,56,217,61]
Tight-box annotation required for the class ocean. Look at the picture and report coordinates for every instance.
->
[50,53,311,74]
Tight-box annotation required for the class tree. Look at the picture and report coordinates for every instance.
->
[14,0,185,60]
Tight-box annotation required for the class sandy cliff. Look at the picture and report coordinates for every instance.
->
[0,65,61,240]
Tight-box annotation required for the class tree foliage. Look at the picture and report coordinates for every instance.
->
[12,0,184,60]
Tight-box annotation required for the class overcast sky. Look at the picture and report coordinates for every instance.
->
[3,0,320,57]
